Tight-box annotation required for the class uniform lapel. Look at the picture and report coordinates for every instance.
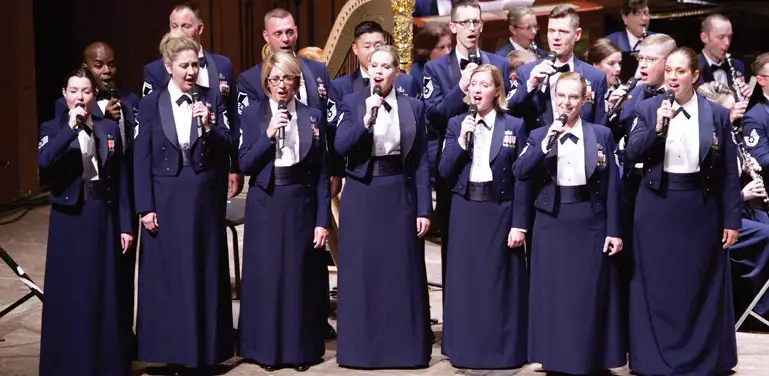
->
[544,141,558,183]
[619,32,631,52]
[203,51,219,91]
[583,121,597,179]
[300,59,319,109]
[448,50,461,86]
[260,100,272,135]
[698,94,713,162]
[159,88,180,149]
[489,112,504,162]
[398,94,416,161]
[352,70,366,93]
[296,101,312,160]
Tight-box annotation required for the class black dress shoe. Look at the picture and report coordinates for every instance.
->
[324,323,337,340]
[294,363,310,372]
[260,365,277,372]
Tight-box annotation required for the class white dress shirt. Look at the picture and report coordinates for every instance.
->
[702,51,729,86]
[627,30,642,51]
[296,72,309,106]
[664,94,701,173]
[78,118,100,181]
[468,109,496,182]
[360,67,371,85]
[271,99,301,167]
[509,38,527,53]
[197,49,209,88]
[372,87,401,156]
[167,81,198,149]
[540,118,587,186]
[97,99,126,148]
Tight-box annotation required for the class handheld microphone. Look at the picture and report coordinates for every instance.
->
[546,114,570,151]
[543,51,558,88]
[191,89,203,129]
[369,85,383,126]
[75,103,86,125]
[661,89,675,135]
[468,49,480,65]
[607,77,639,118]
[467,104,478,151]
[106,81,118,100]
[277,99,287,148]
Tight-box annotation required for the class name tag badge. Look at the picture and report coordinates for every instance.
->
[317,77,328,100]
[597,143,606,167]
[219,74,230,97]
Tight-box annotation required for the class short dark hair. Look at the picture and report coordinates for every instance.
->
[172,2,203,24]
[62,67,96,90]
[621,0,648,16]
[354,21,384,40]
[549,5,579,29]
[701,13,730,34]
[451,0,482,20]
[412,23,452,63]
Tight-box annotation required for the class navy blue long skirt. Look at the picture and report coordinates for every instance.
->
[238,183,327,365]
[136,166,234,368]
[442,195,528,369]
[629,186,737,375]
[40,200,133,376]
[336,174,431,369]
[529,201,626,374]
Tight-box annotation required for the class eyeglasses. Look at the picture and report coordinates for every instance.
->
[513,25,538,32]
[637,56,662,65]
[267,76,297,86]
[452,19,484,28]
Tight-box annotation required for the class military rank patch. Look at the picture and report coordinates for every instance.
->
[423,76,434,99]
[326,99,338,123]
[142,82,153,97]
[222,110,230,129]
[746,129,759,148]
[237,92,249,115]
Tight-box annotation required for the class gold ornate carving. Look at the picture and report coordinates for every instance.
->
[391,0,415,73]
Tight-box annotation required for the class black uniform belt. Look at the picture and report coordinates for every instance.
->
[559,185,589,203]
[664,172,701,191]
[466,181,494,202]
[181,146,192,166]
[274,165,305,186]
[371,155,403,177]
[83,180,104,201]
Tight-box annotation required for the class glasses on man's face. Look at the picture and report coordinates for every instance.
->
[267,76,297,86]
[513,24,538,32]
[452,19,483,28]
[637,56,661,65]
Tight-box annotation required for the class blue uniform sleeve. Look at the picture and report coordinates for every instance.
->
[423,63,468,131]
[511,123,532,230]
[513,132,546,181]
[591,75,608,124]
[237,105,275,174]
[142,64,161,98]
[315,109,331,229]
[37,119,78,169]
[116,134,133,234]
[742,110,769,170]
[222,64,240,174]
[334,100,370,157]
[606,133,621,238]
[437,116,468,179]
[133,99,155,215]
[415,101,433,218]
[625,101,666,165]
[204,96,233,152]
[721,110,742,230]
[324,70,345,177]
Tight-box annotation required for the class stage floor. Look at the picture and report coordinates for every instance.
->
[1,199,768,376]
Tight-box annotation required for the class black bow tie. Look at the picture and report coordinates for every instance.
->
[643,86,665,99]
[560,133,579,145]
[382,101,392,113]
[460,56,480,70]
[176,94,192,106]
[363,77,370,87]
[673,107,691,120]
[477,119,491,130]
[554,64,570,73]
[199,55,207,68]
[710,62,727,72]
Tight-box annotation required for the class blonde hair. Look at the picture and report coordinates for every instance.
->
[463,64,509,113]
[298,46,324,62]
[159,30,200,65]
[697,81,734,106]
[370,45,401,69]
[506,5,536,27]
[260,51,302,95]
[639,33,677,56]
[555,72,588,98]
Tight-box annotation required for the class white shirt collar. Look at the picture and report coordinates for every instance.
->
[556,53,575,71]
[702,50,723,66]
[673,92,698,113]
[480,109,497,128]
[763,93,769,103]
[371,85,398,107]
[626,29,642,50]
[167,80,191,106]
[198,49,205,58]
[456,48,480,69]
[269,97,297,114]
[509,38,527,52]
[360,67,370,80]
[564,117,584,139]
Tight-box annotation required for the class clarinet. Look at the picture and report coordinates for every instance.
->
[530,41,539,56]
[731,125,769,210]
[642,26,648,39]
[725,52,746,102]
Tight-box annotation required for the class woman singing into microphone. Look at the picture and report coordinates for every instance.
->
[438,64,529,370]
[134,30,233,375]
[237,51,330,372]
[515,72,626,374]
[37,68,134,376]
[625,47,740,376]
[334,45,432,369]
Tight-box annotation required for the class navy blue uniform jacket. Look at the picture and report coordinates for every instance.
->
[237,99,331,228]
[38,114,133,234]
[625,94,742,230]
[238,57,343,176]
[423,50,511,131]
[438,111,532,230]
[605,30,657,52]
[742,96,769,172]
[143,52,239,173]
[332,69,421,99]
[495,41,547,59]
[335,89,433,218]
[133,85,232,216]
[509,57,608,131]
[514,120,621,237]
[698,53,748,86]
